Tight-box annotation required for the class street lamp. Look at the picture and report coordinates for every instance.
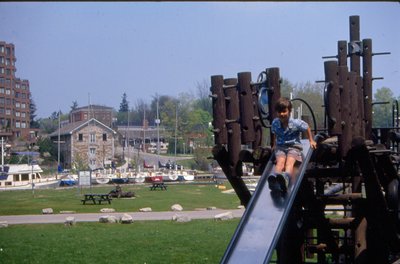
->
[174,103,178,157]
[29,155,38,197]
[155,95,160,164]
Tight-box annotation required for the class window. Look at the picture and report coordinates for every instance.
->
[78,133,83,141]
[90,133,96,143]
[15,121,20,128]
[21,122,26,128]
[90,148,96,155]
[5,89,10,95]
[5,109,10,115]
[103,133,107,141]
[15,111,20,117]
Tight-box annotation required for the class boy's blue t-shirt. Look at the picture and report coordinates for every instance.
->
[271,117,308,146]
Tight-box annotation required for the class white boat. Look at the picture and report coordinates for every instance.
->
[178,170,195,181]
[131,172,147,183]
[59,174,78,186]
[0,164,58,189]
[164,171,178,181]
[183,173,195,181]
[95,177,111,184]
[91,171,112,184]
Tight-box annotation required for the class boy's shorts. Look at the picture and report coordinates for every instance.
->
[275,145,303,162]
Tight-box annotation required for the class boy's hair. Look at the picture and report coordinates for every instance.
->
[275,97,292,112]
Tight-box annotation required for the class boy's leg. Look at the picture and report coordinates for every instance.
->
[275,155,286,173]
[276,172,290,192]
[268,155,286,191]
[285,148,302,183]
[276,156,296,192]
[284,156,297,183]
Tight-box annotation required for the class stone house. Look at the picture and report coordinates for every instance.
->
[50,118,116,170]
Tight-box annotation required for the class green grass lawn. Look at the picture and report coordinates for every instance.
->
[0,182,245,263]
[0,219,240,264]
[0,183,240,215]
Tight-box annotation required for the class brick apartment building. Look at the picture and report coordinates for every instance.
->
[0,41,34,141]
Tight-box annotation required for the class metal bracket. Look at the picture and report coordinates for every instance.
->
[348,41,362,55]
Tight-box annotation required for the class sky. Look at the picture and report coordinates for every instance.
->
[0,2,399,119]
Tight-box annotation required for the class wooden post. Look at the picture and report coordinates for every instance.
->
[266,67,281,147]
[363,39,373,139]
[237,72,255,144]
[210,75,227,145]
[324,60,342,136]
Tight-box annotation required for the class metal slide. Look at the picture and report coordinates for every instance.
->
[220,140,313,264]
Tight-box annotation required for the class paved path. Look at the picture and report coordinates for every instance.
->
[0,209,245,225]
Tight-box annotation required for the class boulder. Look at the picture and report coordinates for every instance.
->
[0,221,8,228]
[139,207,152,212]
[171,204,183,211]
[214,211,233,221]
[60,211,76,214]
[172,214,191,223]
[99,215,118,223]
[120,214,133,224]
[100,208,115,213]
[42,208,54,214]
[64,216,76,226]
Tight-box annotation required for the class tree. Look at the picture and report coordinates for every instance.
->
[38,111,67,134]
[373,87,394,128]
[70,100,78,111]
[29,97,40,128]
[117,92,130,125]
[132,99,149,126]
[119,92,129,112]
[36,136,57,158]
[280,78,295,98]
[292,81,325,129]
[194,80,212,114]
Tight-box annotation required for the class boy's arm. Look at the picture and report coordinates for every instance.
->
[306,127,317,149]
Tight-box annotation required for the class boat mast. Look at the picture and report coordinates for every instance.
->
[1,137,4,171]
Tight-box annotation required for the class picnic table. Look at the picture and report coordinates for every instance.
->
[81,193,112,205]
[150,182,167,191]
[148,175,167,191]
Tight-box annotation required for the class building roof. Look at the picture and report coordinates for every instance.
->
[49,118,116,138]
[71,105,114,112]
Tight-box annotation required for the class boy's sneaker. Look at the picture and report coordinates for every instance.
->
[276,173,290,192]
[267,173,279,191]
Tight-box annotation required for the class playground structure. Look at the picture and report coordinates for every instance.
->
[210,16,400,263]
